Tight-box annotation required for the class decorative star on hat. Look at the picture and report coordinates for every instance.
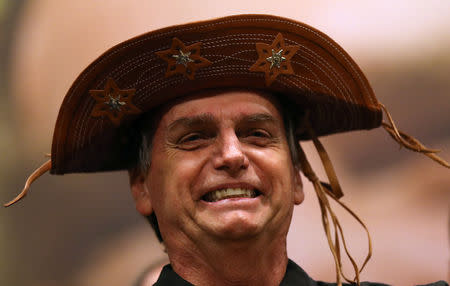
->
[249,33,300,86]
[156,37,212,80]
[89,78,141,126]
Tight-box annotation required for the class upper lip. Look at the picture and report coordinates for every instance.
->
[198,182,262,200]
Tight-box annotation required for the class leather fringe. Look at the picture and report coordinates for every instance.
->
[4,159,52,207]
[380,103,449,168]
[298,112,372,286]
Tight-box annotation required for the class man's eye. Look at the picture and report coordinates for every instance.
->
[240,129,275,146]
[247,129,271,138]
[179,133,203,143]
[176,133,210,150]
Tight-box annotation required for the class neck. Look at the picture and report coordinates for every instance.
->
[166,233,289,286]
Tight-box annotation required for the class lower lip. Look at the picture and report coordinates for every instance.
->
[198,196,263,210]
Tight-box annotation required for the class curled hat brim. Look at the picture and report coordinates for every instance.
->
[50,14,381,174]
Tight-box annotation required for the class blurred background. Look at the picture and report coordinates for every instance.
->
[0,0,449,285]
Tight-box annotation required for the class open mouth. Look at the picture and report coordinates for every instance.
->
[201,188,261,202]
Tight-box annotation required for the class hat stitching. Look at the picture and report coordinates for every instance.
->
[288,41,351,95]
[204,41,268,49]
[202,50,256,64]
[279,74,310,90]
[283,37,353,101]
[130,49,256,89]
[138,67,261,101]
[199,33,275,47]
[292,55,348,102]
[179,34,277,48]
[78,27,352,115]
[293,43,352,102]
[288,74,334,96]
[109,51,345,107]
[138,65,254,95]
[108,54,157,80]
[87,118,102,146]
[75,97,95,154]
[112,46,255,87]
[295,55,345,98]
[103,40,349,107]
[77,80,140,152]
[210,18,373,104]
[195,34,351,101]
[188,35,352,101]
[83,78,142,146]
[289,66,329,93]
[115,61,164,83]
[110,44,252,86]
[105,34,273,80]
[108,48,169,80]
[290,59,320,82]
[106,34,272,80]
[115,44,347,105]
[134,65,166,87]
[100,32,315,83]
[67,18,357,99]
[177,18,372,104]
[194,70,264,81]
[63,17,371,108]
[78,78,139,150]
[123,68,263,112]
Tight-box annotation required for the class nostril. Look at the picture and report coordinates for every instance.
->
[214,153,249,172]
[212,133,249,172]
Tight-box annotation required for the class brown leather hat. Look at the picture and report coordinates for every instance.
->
[8,13,446,204]
[49,14,382,175]
[7,13,447,212]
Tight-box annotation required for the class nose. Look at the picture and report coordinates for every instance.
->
[213,130,249,174]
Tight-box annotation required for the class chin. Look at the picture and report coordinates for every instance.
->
[206,213,266,241]
[213,227,261,241]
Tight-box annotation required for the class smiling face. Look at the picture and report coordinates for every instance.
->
[130,90,304,244]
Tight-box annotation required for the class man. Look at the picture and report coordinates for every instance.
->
[5,14,448,285]
[130,89,304,285]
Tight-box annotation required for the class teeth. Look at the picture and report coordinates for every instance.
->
[204,188,257,202]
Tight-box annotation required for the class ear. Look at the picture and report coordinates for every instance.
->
[129,171,153,216]
[293,166,304,205]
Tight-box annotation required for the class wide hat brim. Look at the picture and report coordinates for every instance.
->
[50,14,381,174]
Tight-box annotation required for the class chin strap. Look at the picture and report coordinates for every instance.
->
[298,112,372,286]
[380,103,449,168]
[3,158,52,207]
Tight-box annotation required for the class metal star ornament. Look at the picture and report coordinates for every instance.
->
[249,33,300,86]
[90,78,141,126]
[106,95,126,111]
[173,50,194,66]
[156,37,212,80]
[267,49,286,69]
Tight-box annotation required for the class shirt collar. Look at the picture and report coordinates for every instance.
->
[153,259,317,286]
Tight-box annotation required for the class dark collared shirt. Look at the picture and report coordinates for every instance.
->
[152,259,448,286]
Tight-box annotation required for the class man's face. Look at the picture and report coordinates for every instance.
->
[131,90,303,243]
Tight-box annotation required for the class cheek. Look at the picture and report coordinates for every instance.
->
[147,150,208,208]
[248,147,296,195]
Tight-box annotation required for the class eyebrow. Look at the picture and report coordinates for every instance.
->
[240,113,278,125]
[167,114,216,132]
[167,112,279,132]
